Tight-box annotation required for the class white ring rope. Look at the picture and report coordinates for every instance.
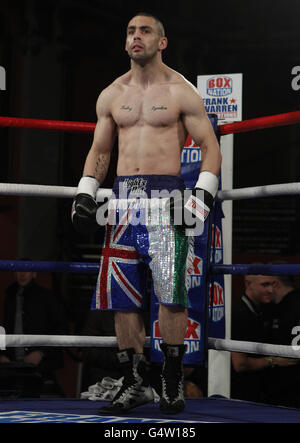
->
[209,338,300,359]
[1,335,149,348]
[0,183,112,199]
[1,335,300,359]
[218,182,300,201]
[1,182,300,201]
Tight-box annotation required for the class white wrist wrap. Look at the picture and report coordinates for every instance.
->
[195,171,219,198]
[77,176,99,198]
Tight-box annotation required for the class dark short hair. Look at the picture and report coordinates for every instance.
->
[270,260,295,287]
[276,274,295,287]
[131,12,165,37]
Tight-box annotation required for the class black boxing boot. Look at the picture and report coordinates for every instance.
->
[160,343,186,414]
[98,348,154,415]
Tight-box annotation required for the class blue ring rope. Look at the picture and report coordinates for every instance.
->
[0,260,99,273]
[1,260,300,275]
[210,264,300,275]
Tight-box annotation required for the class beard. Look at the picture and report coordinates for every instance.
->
[128,46,157,63]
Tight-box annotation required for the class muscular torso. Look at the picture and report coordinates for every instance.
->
[110,71,188,176]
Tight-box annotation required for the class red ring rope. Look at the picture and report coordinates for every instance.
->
[0,116,95,133]
[0,111,299,135]
[218,110,300,135]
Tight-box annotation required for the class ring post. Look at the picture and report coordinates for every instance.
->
[208,133,233,398]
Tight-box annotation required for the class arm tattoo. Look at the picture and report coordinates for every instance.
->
[121,105,132,111]
[94,154,109,183]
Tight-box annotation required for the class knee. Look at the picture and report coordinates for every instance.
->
[159,305,187,315]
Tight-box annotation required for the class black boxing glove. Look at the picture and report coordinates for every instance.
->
[167,171,219,235]
[71,176,100,234]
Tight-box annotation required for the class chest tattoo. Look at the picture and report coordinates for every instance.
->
[152,106,168,111]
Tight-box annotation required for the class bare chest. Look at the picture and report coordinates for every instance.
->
[111,87,180,128]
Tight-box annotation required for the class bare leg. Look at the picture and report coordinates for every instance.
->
[158,304,188,344]
[114,310,146,353]
[98,310,153,415]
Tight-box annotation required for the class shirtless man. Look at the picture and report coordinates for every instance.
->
[72,12,221,415]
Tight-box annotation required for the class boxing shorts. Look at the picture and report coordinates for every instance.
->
[92,175,192,311]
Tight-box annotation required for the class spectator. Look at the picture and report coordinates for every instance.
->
[265,270,300,408]
[231,273,276,403]
[0,266,67,397]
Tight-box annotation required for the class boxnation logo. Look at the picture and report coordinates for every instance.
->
[0,66,6,90]
[206,75,233,97]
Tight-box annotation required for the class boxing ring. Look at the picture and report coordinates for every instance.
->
[0,111,300,423]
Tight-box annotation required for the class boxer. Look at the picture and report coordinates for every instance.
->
[72,12,221,414]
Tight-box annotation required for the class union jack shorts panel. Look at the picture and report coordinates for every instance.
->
[92,219,147,310]
[92,211,190,310]
[91,175,191,311]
